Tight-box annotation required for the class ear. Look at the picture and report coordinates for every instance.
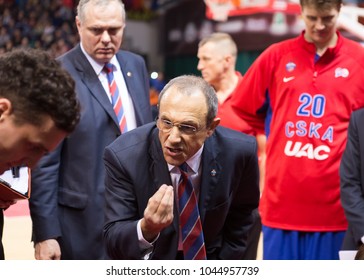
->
[0,98,12,121]
[224,53,235,66]
[75,16,81,32]
[206,117,220,137]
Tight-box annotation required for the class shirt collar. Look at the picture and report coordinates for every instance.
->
[80,43,119,75]
[168,145,204,174]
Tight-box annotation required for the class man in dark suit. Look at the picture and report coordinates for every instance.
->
[29,0,152,260]
[103,75,260,259]
[340,108,364,251]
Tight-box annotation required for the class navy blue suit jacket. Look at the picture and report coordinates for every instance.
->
[103,123,260,259]
[340,108,364,250]
[29,45,153,259]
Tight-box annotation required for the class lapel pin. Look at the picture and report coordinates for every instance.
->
[127,71,132,77]
[211,169,216,176]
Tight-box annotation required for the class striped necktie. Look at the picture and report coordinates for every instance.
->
[104,63,127,133]
[178,163,207,260]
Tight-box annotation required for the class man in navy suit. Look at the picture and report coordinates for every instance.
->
[340,108,364,251]
[29,0,152,259]
[103,75,260,259]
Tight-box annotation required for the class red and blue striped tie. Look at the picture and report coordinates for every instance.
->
[104,63,127,133]
[178,163,207,260]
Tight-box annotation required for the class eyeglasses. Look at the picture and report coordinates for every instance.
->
[156,117,203,135]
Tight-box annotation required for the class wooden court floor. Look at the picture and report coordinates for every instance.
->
[2,200,262,260]
[3,200,34,259]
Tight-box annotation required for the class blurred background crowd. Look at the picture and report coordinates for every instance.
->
[0,0,78,57]
[1,0,363,64]
[0,0,172,58]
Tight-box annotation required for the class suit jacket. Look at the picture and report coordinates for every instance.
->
[29,45,153,259]
[340,108,364,250]
[103,123,260,259]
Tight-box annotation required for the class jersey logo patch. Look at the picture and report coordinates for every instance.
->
[335,68,349,78]
[283,76,295,83]
[285,62,296,72]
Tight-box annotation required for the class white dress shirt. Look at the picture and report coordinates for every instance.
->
[137,145,204,259]
[80,43,137,132]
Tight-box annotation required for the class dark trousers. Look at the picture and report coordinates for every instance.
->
[341,228,362,250]
[242,208,262,260]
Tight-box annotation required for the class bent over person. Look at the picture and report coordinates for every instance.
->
[0,48,80,259]
[103,75,260,259]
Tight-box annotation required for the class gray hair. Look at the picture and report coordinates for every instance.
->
[158,75,218,126]
[199,32,237,59]
[77,0,126,23]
